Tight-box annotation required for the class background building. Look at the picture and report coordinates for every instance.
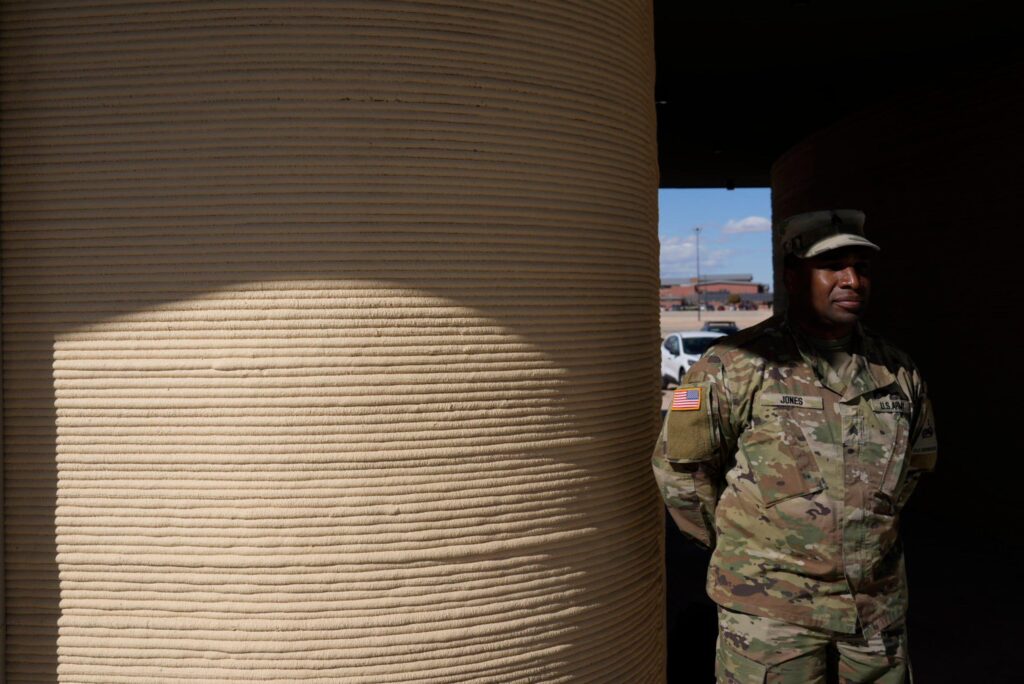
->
[659,274,771,310]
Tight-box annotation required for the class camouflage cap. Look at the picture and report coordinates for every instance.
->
[778,209,880,258]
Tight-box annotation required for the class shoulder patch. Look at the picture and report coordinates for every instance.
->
[665,380,718,463]
[672,387,702,411]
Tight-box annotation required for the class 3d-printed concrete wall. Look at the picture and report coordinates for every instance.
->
[771,63,1024,684]
[1,2,663,681]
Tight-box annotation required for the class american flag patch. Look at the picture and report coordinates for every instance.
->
[672,387,701,411]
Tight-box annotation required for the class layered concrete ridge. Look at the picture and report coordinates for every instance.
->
[2,1,663,681]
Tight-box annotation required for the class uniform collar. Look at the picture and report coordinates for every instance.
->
[856,332,900,399]
[781,314,898,402]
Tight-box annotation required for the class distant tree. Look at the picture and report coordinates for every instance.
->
[727,293,742,305]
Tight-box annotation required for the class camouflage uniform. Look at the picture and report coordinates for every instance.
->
[653,315,936,681]
[716,606,909,683]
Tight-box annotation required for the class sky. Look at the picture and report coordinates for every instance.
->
[658,188,773,287]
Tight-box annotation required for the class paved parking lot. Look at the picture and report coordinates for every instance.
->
[660,309,772,337]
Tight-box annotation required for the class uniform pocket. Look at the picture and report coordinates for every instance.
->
[876,416,909,496]
[860,394,912,494]
[740,422,825,507]
[861,397,913,516]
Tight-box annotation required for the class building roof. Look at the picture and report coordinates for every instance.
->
[694,273,753,283]
[659,291,773,302]
[661,273,754,287]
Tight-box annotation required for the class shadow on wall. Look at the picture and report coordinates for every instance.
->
[10,222,664,681]
[1,2,666,680]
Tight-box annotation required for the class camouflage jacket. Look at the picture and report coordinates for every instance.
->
[652,315,937,637]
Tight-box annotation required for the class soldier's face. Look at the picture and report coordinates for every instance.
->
[786,248,874,334]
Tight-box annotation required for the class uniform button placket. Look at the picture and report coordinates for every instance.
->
[839,403,861,597]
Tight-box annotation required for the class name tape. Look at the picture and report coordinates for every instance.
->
[759,393,823,410]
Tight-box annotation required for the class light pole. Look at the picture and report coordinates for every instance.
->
[694,226,702,322]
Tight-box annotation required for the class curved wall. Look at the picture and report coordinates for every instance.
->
[1,2,663,681]
[771,63,1024,683]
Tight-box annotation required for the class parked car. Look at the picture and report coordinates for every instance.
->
[661,331,725,388]
[701,320,739,335]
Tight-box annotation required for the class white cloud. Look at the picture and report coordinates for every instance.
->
[722,215,771,234]
[660,235,732,277]
[660,235,695,264]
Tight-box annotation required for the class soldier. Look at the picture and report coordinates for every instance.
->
[653,210,937,683]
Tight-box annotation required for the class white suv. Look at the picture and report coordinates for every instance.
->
[661,331,725,388]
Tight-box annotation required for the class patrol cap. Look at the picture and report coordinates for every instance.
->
[778,209,880,258]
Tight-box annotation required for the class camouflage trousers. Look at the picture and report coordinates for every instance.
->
[716,607,910,684]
